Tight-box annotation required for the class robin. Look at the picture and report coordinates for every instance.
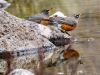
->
[49,13,82,32]
[58,49,85,64]
[45,48,85,67]
[0,0,11,10]
[25,8,52,26]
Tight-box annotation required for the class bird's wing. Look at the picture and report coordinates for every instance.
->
[57,17,77,26]
[25,13,45,23]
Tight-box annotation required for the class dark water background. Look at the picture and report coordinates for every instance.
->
[5,0,100,75]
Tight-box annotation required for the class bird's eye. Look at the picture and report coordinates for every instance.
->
[76,15,79,18]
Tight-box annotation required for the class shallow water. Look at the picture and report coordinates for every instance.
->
[4,0,100,75]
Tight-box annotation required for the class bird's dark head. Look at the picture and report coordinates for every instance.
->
[41,9,49,15]
[41,8,52,15]
[73,14,82,19]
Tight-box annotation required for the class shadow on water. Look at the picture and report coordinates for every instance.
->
[3,0,100,75]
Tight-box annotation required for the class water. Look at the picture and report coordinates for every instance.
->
[4,0,100,75]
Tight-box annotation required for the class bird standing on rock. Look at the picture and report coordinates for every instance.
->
[49,13,82,32]
[25,8,52,26]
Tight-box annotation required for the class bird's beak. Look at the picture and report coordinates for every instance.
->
[48,8,53,11]
[81,61,85,65]
[78,14,82,16]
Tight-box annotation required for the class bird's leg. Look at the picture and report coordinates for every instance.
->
[60,29,66,33]
[51,56,61,66]
[60,30,70,36]
[65,31,70,35]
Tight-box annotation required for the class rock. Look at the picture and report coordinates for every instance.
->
[0,10,73,74]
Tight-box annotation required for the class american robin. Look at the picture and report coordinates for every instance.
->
[0,0,11,10]
[49,13,82,32]
[60,49,85,64]
[25,8,52,26]
[45,48,85,67]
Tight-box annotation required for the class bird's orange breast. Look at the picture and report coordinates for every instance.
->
[40,20,49,26]
[61,24,77,31]
[40,16,49,26]
[63,49,79,59]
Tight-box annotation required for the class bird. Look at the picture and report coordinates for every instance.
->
[49,13,82,32]
[25,8,52,26]
[35,48,85,75]
[57,49,85,75]
[0,0,11,10]
[44,48,85,67]
[50,11,66,18]
[57,49,85,64]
